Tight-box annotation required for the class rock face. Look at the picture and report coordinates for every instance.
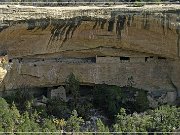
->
[0,5,180,100]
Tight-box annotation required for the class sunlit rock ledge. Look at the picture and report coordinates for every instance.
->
[0,4,180,21]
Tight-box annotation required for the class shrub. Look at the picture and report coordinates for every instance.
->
[4,87,34,112]
[46,98,70,119]
[93,84,123,117]
[93,84,149,117]
[76,100,93,119]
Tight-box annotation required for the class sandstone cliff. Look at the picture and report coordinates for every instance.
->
[0,4,180,99]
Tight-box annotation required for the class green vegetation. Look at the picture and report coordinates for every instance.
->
[46,98,70,119]
[0,97,179,132]
[0,97,84,133]
[93,84,124,116]
[66,110,84,132]
[113,106,180,132]
[65,73,80,109]
[96,119,110,134]
[1,74,179,133]
[5,88,34,112]
[93,84,149,117]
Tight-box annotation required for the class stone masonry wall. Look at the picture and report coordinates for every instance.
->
[0,58,176,93]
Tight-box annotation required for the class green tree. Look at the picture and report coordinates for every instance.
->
[93,84,123,116]
[10,102,21,132]
[66,110,84,132]
[0,123,3,132]
[76,101,93,119]
[93,85,149,117]
[113,106,180,132]
[65,73,80,108]
[42,119,57,133]
[17,111,40,133]
[47,98,70,119]
[96,119,110,135]
[113,108,151,133]
[149,105,180,132]
[4,88,33,112]
[0,98,16,132]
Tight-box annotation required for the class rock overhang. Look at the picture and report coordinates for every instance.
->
[0,4,179,97]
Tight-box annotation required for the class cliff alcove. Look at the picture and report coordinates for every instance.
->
[0,4,180,105]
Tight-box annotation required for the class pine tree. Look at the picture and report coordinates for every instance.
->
[65,73,80,108]
[42,119,57,134]
[17,111,40,133]
[96,119,110,135]
[66,110,84,132]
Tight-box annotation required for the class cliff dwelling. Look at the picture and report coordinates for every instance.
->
[0,4,180,106]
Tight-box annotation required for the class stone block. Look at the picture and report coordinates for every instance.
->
[48,86,67,101]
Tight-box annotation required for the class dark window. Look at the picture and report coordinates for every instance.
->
[9,59,12,63]
[98,56,106,57]
[145,57,149,62]
[120,57,130,60]
[88,57,96,63]
[158,57,166,59]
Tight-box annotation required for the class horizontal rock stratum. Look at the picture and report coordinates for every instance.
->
[0,4,180,98]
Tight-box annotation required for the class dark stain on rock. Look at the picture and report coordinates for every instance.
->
[93,18,107,29]
[27,19,50,30]
[70,18,82,38]
[116,15,126,39]
[166,14,173,31]
[27,19,37,30]
[93,20,98,29]
[0,21,12,32]
[0,23,9,32]
[47,17,82,48]
[160,13,174,34]
[143,13,150,30]
[50,20,66,41]
[100,19,107,29]
[161,13,166,35]
[127,15,132,27]
[108,17,115,32]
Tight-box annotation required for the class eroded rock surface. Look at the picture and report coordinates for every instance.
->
[0,4,180,99]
